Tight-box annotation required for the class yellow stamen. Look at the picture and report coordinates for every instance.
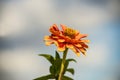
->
[64,28,76,38]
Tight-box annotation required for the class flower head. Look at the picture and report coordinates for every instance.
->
[44,24,89,56]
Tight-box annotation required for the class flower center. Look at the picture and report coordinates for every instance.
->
[64,28,76,38]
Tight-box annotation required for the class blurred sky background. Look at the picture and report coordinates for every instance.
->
[0,0,120,80]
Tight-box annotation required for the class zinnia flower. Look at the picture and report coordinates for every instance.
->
[44,24,89,56]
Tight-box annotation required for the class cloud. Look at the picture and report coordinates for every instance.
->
[0,3,27,36]
[0,48,50,80]
[1,0,119,36]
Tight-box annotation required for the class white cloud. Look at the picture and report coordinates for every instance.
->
[0,4,27,36]
[0,48,50,80]
[1,0,118,37]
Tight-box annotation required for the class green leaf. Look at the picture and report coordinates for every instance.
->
[55,51,60,60]
[34,74,55,80]
[50,65,55,74]
[54,59,62,75]
[66,68,74,75]
[39,54,54,64]
[63,58,76,75]
[62,76,73,80]
[49,58,62,78]
[66,58,77,63]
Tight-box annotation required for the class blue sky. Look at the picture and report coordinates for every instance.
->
[0,0,120,80]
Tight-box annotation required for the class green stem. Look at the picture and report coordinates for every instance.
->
[58,48,68,80]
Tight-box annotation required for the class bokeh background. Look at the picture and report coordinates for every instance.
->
[0,0,120,80]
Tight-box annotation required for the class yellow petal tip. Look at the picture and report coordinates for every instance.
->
[76,53,80,56]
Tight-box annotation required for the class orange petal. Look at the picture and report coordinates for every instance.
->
[45,41,53,46]
[44,36,51,41]
[80,48,86,56]
[76,52,80,56]
[81,40,90,43]
[57,43,65,51]
[66,44,74,49]
[60,24,67,32]
[80,42,89,48]
[51,24,59,31]
[72,48,80,56]
[58,39,65,42]
[52,36,59,39]
[75,44,82,47]
[75,34,88,40]
[72,47,80,56]
[53,41,59,47]
[66,44,80,56]
[49,24,60,35]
